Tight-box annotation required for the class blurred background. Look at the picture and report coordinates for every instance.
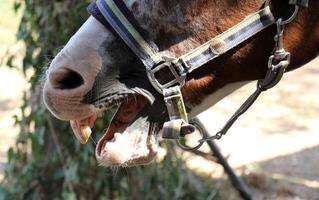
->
[0,0,318,199]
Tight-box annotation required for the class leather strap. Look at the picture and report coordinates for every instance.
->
[178,6,275,73]
[95,0,163,68]
[146,6,276,93]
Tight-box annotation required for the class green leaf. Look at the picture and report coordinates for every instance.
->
[13,1,21,12]
[0,186,11,200]
[29,133,42,162]
[7,148,14,162]
[53,168,64,180]
[62,192,76,200]
[5,55,15,69]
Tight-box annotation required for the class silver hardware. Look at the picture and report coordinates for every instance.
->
[280,6,299,25]
[270,18,291,69]
[162,86,189,139]
[264,0,299,25]
[146,59,187,94]
[161,87,204,151]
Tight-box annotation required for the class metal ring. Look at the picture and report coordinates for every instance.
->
[176,121,205,151]
[264,1,299,25]
[280,6,299,25]
[176,140,204,152]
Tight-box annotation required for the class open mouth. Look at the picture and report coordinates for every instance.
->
[70,95,158,167]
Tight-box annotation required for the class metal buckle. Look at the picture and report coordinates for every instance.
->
[163,86,188,122]
[264,0,299,25]
[162,86,189,140]
[146,58,187,94]
[161,86,204,151]
[258,18,291,90]
[162,87,188,139]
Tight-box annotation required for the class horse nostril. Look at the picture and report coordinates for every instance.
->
[49,68,84,90]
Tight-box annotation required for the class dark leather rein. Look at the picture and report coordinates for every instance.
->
[88,0,309,151]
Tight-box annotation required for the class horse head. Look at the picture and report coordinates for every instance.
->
[42,0,319,167]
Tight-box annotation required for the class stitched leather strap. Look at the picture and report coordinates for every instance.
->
[178,6,275,73]
[95,0,164,68]
[146,6,276,93]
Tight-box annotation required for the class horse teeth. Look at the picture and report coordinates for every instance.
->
[76,125,92,144]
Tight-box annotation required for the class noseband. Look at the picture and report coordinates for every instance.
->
[88,0,309,151]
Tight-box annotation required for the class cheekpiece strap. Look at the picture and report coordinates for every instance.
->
[162,86,189,139]
[163,86,188,122]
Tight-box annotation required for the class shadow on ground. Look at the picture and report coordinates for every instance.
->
[242,145,319,200]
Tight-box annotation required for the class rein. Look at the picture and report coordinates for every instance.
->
[88,0,309,151]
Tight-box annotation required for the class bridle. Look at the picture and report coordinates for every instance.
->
[88,0,309,151]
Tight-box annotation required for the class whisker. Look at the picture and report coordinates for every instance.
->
[124,167,130,184]
[90,136,97,145]
[114,166,119,178]
[132,93,137,104]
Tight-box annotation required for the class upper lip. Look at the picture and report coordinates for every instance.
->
[71,94,149,144]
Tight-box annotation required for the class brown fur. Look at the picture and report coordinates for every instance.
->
[145,0,319,109]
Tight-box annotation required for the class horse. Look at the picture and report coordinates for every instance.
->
[42,0,319,167]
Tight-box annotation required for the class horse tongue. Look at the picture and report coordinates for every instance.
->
[114,95,148,125]
[97,96,148,153]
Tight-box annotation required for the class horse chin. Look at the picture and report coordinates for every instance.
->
[96,124,158,167]
[95,95,159,167]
